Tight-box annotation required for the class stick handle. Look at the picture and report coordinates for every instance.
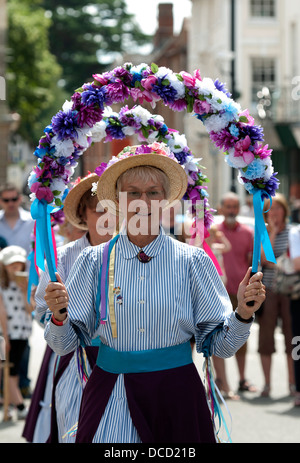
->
[246,271,256,307]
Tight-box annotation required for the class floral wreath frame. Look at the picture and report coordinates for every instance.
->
[28,62,278,280]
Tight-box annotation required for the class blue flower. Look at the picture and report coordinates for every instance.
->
[262,173,280,199]
[81,85,107,109]
[214,79,232,98]
[243,159,266,180]
[152,77,177,104]
[51,110,79,141]
[239,124,264,142]
[229,124,240,137]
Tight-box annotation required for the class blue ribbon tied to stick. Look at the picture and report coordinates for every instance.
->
[252,189,276,273]
[27,199,62,302]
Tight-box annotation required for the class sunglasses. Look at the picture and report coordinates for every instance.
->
[1,197,19,203]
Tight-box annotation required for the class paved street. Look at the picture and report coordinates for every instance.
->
[1,320,300,444]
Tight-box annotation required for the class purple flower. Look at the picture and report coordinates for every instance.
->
[75,106,103,128]
[51,110,79,141]
[106,118,125,140]
[214,79,232,98]
[239,124,264,142]
[152,78,178,104]
[168,99,188,112]
[113,67,133,86]
[95,162,108,177]
[261,173,280,199]
[81,85,108,108]
[210,129,238,151]
[174,150,189,165]
[105,80,130,104]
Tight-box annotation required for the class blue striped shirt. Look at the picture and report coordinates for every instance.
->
[45,227,251,358]
[44,227,252,443]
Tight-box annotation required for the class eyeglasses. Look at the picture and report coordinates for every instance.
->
[1,197,19,203]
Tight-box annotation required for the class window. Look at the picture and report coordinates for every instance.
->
[250,0,276,17]
[251,57,276,117]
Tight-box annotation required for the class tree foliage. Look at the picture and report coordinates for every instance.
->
[6,0,64,145]
[41,0,151,94]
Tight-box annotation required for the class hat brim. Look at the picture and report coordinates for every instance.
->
[64,174,99,230]
[97,153,188,213]
[4,256,27,266]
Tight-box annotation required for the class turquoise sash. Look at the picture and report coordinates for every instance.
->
[96,341,193,374]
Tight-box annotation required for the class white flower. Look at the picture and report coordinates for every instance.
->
[51,136,74,158]
[122,126,136,136]
[168,133,188,153]
[130,63,149,73]
[146,131,159,142]
[51,178,66,195]
[62,100,73,112]
[195,77,216,96]
[184,155,199,173]
[131,106,152,125]
[90,120,107,142]
[226,148,248,169]
[204,113,229,133]
[76,127,92,148]
[29,192,36,202]
[260,156,274,181]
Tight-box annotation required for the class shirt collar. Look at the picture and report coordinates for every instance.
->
[118,226,166,260]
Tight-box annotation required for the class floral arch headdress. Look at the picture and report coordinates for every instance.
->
[27,62,277,286]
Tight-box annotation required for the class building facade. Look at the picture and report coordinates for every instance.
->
[187,0,300,210]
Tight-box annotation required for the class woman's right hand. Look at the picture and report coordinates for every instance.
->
[44,273,69,321]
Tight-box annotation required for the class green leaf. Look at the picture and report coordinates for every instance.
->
[52,190,61,196]
[239,116,248,123]
[55,198,62,207]
[151,63,159,73]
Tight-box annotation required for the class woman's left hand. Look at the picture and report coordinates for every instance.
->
[236,268,266,320]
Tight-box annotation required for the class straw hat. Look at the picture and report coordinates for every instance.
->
[64,173,99,230]
[97,144,188,211]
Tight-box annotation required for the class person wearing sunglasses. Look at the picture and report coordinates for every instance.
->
[0,183,34,258]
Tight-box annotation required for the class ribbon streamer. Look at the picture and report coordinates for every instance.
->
[252,190,276,273]
[99,234,120,324]
[30,198,61,282]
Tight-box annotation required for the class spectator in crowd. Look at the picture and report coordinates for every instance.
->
[214,192,256,397]
[259,193,295,397]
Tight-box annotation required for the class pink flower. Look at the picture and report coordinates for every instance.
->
[194,69,202,82]
[141,75,158,92]
[92,73,109,86]
[239,109,255,126]
[31,182,54,203]
[180,71,196,88]
[130,87,153,104]
[254,142,272,159]
[193,99,211,115]
[234,135,255,165]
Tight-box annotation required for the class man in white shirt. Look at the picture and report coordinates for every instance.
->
[0,183,34,257]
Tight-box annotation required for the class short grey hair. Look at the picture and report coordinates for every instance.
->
[116,166,170,199]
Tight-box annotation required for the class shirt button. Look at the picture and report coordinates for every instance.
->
[139,276,145,281]
[138,300,145,304]
[138,328,145,333]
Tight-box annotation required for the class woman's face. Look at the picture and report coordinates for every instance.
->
[267,200,286,226]
[5,261,24,278]
[118,176,166,237]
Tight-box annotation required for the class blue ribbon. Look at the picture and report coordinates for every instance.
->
[30,198,62,282]
[27,250,39,303]
[252,189,276,273]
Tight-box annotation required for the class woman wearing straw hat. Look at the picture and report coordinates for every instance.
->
[23,172,117,443]
[44,142,265,443]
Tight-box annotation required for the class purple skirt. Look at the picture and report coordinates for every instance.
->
[22,345,53,442]
[75,363,216,443]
